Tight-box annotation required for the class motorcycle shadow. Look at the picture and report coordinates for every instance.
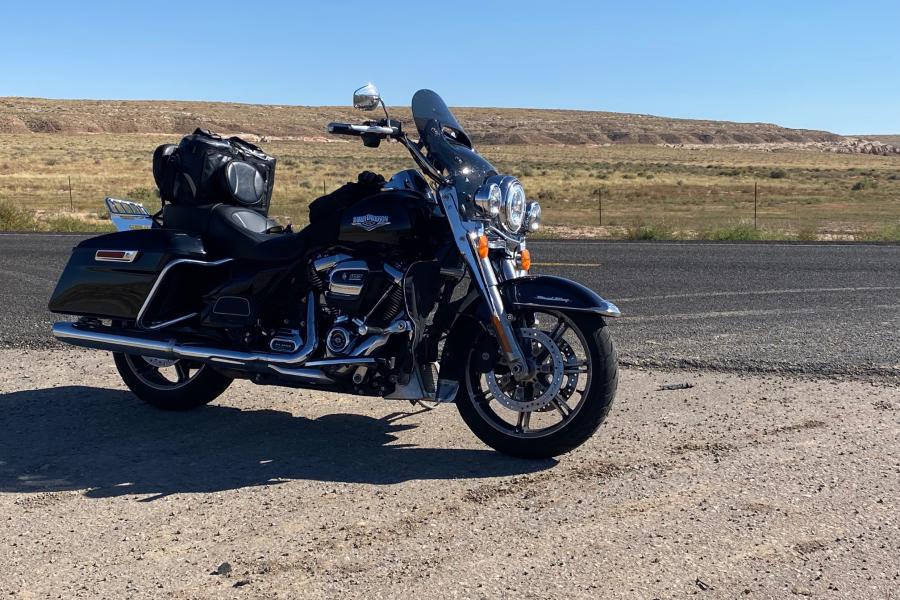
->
[0,386,555,499]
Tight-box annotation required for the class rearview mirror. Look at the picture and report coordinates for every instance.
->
[353,83,381,111]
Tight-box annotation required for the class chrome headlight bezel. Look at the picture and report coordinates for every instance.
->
[524,201,542,232]
[474,175,531,234]
[503,181,527,232]
[473,182,501,217]
[489,175,526,233]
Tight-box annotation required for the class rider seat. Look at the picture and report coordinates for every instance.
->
[162,204,310,262]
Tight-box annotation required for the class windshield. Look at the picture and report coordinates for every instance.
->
[411,89,497,202]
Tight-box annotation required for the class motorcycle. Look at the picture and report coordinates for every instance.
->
[49,85,621,458]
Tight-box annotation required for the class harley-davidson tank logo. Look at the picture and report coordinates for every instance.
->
[351,214,391,232]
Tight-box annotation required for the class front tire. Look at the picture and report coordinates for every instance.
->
[456,311,618,458]
[113,353,233,411]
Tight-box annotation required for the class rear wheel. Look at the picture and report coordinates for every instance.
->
[113,353,233,410]
[455,310,618,458]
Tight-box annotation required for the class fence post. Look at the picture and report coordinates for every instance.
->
[753,181,758,230]
[68,176,74,212]
[597,187,603,226]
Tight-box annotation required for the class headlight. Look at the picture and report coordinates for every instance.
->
[473,183,501,217]
[503,181,527,232]
[524,201,541,232]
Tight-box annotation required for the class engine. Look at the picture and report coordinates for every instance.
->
[309,253,407,359]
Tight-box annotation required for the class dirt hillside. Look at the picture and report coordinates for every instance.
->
[0,96,844,146]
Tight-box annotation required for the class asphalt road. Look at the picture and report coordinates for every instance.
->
[1,234,898,379]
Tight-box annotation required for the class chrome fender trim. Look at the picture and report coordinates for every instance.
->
[499,275,621,318]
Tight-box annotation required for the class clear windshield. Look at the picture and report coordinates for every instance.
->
[411,89,497,202]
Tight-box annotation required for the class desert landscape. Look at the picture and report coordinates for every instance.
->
[1,97,898,240]
[1,95,899,600]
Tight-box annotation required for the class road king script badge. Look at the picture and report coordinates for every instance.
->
[352,214,391,232]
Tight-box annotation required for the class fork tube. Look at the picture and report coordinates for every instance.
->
[438,188,529,378]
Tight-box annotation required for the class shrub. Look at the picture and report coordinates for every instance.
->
[125,187,160,203]
[768,169,787,179]
[859,223,900,241]
[697,223,764,241]
[625,223,675,240]
[43,213,115,233]
[851,178,877,191]
[796,227,819,241]
[0,200,38,231]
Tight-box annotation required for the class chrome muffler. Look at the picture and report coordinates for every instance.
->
[51,296,410,386]
[51,295,326,383]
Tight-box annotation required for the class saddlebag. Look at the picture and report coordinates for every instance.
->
[153,129,276,216]
[48,229,211,320]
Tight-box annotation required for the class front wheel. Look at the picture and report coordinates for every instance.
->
[456,310,618,458]
[113,353,233,410]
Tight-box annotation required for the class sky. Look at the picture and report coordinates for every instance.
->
[1,1,898,134]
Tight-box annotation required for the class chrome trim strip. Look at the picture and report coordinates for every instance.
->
[313,253,352,272]
[304,357,378,367]
[95,250,139,263]
[268,366,334,384]
[513,301,622,318]
[136,259,232,330]
[143,312,199,331]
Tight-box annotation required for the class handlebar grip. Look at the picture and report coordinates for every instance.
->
[327,122,361,136]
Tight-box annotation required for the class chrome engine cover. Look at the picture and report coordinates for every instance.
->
[328,259,369,297]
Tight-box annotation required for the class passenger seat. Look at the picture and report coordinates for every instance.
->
[162,204,308,262]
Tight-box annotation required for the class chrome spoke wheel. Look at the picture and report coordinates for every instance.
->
[466,310,593,439]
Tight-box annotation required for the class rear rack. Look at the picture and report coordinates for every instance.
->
[105,197,153,231]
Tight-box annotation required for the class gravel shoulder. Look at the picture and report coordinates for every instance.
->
[1,348,897,599]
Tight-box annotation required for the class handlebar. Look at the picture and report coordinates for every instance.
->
[327,122,399,137]
[326,120,449,186]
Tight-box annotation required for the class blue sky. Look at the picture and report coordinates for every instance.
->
[1,1,897,134]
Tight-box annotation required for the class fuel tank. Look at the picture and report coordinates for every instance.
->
[338,190,429,246]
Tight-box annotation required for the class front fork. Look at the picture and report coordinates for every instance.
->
[439,188,531,381]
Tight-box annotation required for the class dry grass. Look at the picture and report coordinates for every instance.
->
[0,133,898,239]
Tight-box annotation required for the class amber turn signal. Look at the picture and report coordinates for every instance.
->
[519,248,531,271]
[476,235,489,259]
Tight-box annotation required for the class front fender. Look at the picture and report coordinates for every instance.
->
[437,274,619,402]
[499,275,621,318]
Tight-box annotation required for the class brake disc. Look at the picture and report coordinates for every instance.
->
[486,328,564,412]
[536,337,579,412]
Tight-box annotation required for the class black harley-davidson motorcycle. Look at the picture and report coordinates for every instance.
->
[49,85,620,458]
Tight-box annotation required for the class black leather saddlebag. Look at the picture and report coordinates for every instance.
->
[48,230,209,320]
[153,129,276,216]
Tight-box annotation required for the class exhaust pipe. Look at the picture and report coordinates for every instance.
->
[52,294,323,381]
[52,294,411,387]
